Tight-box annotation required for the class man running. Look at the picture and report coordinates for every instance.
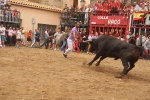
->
[63,22,80,58]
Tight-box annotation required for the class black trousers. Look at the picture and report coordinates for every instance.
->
[12,36,16,45]
[40,38,49,49]
[80,42,87,51]
[8,36,12,46]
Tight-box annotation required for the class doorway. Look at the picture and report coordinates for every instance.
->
[38,24,57,43]
[73,0,78,8]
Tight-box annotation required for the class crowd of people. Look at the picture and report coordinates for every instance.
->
[61,0,150,24]
[0,22,150,60]
[0,0,150,60]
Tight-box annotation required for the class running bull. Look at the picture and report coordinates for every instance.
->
[86,35,140,78]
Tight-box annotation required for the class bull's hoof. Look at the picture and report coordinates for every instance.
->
[95,63,99,66]
[115,75,123,78]
[87,62,92,66]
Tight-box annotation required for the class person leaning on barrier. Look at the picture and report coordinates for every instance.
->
[136,33,144,58]
[143,35,150,60]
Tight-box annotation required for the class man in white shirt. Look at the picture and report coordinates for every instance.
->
[40,28,50,49]
[126,31,132,43]
[54,28,62,50]
[0,24,6,48]
[16,28,22,48]
[0,26,2,48]
[21,27,26,46]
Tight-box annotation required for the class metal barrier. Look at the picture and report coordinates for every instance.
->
[0,9,20,23]
[60,11,90,25]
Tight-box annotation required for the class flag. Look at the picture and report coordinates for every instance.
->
[134,12,148,21]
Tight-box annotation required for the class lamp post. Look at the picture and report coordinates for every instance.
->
[80,0,86,6]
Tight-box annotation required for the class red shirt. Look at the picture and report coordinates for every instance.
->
[103,2,109,10]
[95,3,100,10]
[27,32,31,38]
[110,1,116,8]
[13,11,18,17]
[116,1,121,9]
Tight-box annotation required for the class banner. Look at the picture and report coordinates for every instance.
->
[90,15,128,25]
[134,12,147,21]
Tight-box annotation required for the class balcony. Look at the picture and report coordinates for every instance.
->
[0,9,21,23]
[60,11,90,27]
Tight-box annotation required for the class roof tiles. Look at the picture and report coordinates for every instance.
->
[10,0,62,12]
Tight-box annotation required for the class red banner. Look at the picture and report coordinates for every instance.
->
[90,15,129,25]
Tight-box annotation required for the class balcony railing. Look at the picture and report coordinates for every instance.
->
[60,11,90,25]
[0,9,21,23]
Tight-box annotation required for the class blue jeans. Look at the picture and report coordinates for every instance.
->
[60,40,67,51]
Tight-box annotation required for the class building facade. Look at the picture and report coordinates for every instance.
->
[20,0,148,9]
[10,0,61,35]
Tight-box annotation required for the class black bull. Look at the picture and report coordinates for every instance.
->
[86,36,140,78]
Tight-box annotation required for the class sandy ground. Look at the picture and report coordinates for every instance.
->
[0,46,150,100]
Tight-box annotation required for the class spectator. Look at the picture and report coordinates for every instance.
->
[5,1,11,10]
[15,28,22,48]
[12,27,16,46]
[143,35,150,59]
[7,27,13,46]
[13,8,18,22]
[35,29,40,48]
[136,33,143,58]
[60,29,69,51]
[26,30,32,47]
[123,4,129,18]
[31,29,37,48]
[70,5,75,12]
[48,29,53,49]
[0,25,2,48]
[40,28,50,49]
[21,27,26,46]
[0,0,4,9]
[129,36,136,45]
[0,24,6,48]
[54,28,63,50]
[133,1,140,12]
[80,31,87,52]
[63,4,69,12]
[85,5,91,24]
[139,5,148,11]
[87,30,94,54]
[126,31,132,43]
